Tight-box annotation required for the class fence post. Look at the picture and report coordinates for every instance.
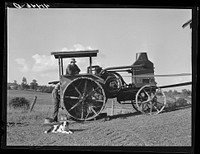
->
[111,99,115,116]
[29,96,37,112]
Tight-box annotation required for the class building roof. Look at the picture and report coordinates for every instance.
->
[51,50,99,59]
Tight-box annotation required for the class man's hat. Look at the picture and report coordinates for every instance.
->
[71,58,76,63]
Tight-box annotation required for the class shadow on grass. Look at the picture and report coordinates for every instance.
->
[95,104,192,122]
[107,111,142,120]
[163,104,191,113]
[66,104,192,124]
[93,111,142,122]
[70,128,87,132]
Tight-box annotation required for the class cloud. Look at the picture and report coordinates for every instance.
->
[15,58,29,72]
[61,47,69,51]
[32,54,57,72]
[61,44,93,51]
[60,44,98,72]
[31,44,105,74]
[74,44,93,50]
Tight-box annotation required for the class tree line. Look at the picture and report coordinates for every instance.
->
[164,89,192,98]
[7,77,54,93]
[7,77,192,96]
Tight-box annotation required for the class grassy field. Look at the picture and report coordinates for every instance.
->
[7,90,134,107]
[6,90,191,146]
[6,89,191,124]
[7,89,135,115]
[7,90,53,105]
[6,90,129,124]
[7,90,53,124]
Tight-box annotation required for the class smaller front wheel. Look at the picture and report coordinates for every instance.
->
[135,85,166,115]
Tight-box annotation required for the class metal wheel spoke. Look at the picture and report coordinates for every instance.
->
[76,81,82,89]
[136,102,142,108]
[88,99,104,109]
[143,89,150,99]
[142,99,151,104]
[85,109,90,120]
[154,100,165,111]
[64,78,106,121]
[152,104,160,112]
[67,100,77,106]
[142,103,147,111]
[81,104,84,119]
[90,106,98,116]
[68,101,81,111]
[141,103,145,110]
[142,102,151,112]
[72,84,82,97]
[83,80,88,94]
[151,93,156,100]
[136,100,142,107]
[145,103,150,110]
[90,104,103,108]
[95,100,104,104]
[150,101,153,114]
[65,96,79,100]
[135,85,166,115]
[87,87,101,97]
[91,99,104,103]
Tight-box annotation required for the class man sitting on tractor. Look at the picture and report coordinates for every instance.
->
[66,58,81,75]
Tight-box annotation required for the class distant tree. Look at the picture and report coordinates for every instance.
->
[14,80,17,85]
[30,79,38,90]
[173,90,178,96]
[37,85,54,93]
[44,86,54,93]
[22,77,27,84]
[7,83,11,90]
[165,90,175,99]
[21,77,29,90]
[181,89,191,97]
[11,80,19,90]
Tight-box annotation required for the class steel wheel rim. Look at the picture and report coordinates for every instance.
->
[63,77,106,121]
[135,85,166,115]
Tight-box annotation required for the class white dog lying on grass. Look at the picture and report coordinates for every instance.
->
[44,114,73,134]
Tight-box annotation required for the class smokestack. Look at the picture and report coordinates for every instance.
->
[136,52,148,61]
[132,52,156,87]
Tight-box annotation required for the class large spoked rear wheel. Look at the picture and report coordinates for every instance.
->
[131,100,140,112]
[135,85,166,115]
[63,77,106,121]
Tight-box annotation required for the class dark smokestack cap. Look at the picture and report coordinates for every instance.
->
[136,52,148,61]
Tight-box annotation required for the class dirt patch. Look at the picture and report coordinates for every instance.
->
[6,106,191,146]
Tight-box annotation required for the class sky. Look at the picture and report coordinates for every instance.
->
[7,8,192,91]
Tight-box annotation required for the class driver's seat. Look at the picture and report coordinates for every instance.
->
[87,65,102,75]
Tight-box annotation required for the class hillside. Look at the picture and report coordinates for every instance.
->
[6,90,192,146]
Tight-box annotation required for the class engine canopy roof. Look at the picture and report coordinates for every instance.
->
[51,50,99,59]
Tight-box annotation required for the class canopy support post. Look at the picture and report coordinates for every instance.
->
[61,58,63,75]
[58,57,61,79]
[89,56,92,74]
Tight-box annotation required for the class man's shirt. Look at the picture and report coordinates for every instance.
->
[66,64,80,75]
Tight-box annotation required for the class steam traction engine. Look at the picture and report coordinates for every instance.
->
[50,50,166,121]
